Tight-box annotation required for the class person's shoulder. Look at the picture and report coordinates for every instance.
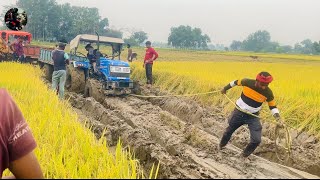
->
[240,78,255,86]
[0,88,9,97]
[246,78,255,82]
[0,89,12,103]
[266,87,274,94]
[150,47,157,51]
[241,78,254,82]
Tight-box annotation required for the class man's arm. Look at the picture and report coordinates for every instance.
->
[267,93,284,126]
[8,151,43,179]
[1,89,43,179]
[152,49,158,61]
[221,79,244,94]
[64,52,70,65]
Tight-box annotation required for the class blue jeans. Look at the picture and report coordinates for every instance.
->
[52,70,67,99]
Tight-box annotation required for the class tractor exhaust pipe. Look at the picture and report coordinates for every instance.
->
[95,31,100,50]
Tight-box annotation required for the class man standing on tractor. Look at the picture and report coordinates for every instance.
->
[52,43,70,99]
[9,37,25,63]
[219,72,284,158]
[144,41,158,88]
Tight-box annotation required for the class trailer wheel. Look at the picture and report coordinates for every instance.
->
[43,64,53,82]
[84,79,105,103]
[66,64,86,93]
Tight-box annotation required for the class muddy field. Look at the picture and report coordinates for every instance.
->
[63,80,319,179]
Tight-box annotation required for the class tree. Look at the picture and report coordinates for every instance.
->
[168,25,211,49]
[132,31,148,44]
[103,29,123,38]
[124,31,148,46]
[263,41,279,52]
[279,45,292,53]
[300,39,314,54]
[294,43,303,53]
[11,0,113,42]
[207,44,216,50]
[13,0,60,40]
[230,40,242,51]
[242,30,271,52]
[313,41,320,54]
[98,18,109,33]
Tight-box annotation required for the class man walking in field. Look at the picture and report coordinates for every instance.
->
[220,72,284,158]
[127,44,133,62]
[52,43,70,99]
[127,44,138,62]
[144,41,158,88]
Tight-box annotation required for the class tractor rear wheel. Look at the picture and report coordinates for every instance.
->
[84,79,105,103]
[65,64,86,93]
[43,64,53,82]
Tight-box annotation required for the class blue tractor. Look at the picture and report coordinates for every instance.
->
[39,33,139,100]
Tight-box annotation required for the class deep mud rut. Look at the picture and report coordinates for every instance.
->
[64,84,319,179]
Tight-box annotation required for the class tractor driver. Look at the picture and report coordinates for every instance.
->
[85,43,97,74]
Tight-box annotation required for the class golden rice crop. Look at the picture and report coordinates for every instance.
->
[131,60,320,138]
[0,62,158,178]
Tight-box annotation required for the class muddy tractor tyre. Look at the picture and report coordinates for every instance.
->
[132,81,142,95]
[66,64,86,93]
[84,79,105,103]
[43,64,53,82]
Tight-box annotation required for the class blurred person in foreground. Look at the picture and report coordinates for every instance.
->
[0,89,43,178]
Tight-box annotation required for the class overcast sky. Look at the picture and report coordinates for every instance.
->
[1,0,320,46]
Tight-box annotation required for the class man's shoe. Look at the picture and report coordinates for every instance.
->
[219,144,226,150]
[241,152,249,158]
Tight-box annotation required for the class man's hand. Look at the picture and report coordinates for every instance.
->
[221,88,227,94]
[275,117,285,128]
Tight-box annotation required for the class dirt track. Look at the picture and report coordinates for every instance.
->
[64,83,320,179]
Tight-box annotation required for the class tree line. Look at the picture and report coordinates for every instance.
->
[229,30,320,55]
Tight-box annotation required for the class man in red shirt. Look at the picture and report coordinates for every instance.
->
[0,89,43,178]
[144,41,158,88]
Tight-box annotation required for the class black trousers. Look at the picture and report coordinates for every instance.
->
[145,63,153,84]
[220,108,262,157]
